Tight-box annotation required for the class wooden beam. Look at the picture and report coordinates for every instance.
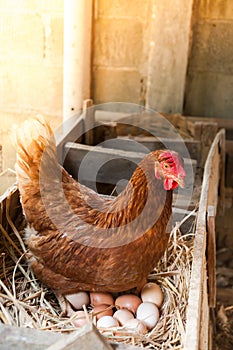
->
[45,323,113,350]
[63,143,195,194]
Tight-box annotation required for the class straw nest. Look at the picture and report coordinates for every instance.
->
[0,192,196,349]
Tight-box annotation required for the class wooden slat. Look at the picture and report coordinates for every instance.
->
[0,323,138,350]
[207,206,216,308]
[199,261,209,350]
[63,143,146,187]
[45,323,113,350]
[63,143,196,200]
[194,122,218,167]
[0,324,62,350]
[103,136,201,162]
[184,129,225,350]
[186,116,233,139]
[56,113,85,164]
[226,140,233,187]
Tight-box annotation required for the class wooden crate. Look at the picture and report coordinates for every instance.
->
[0,107,226,349]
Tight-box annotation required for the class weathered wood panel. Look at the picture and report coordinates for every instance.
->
[63,142,196,200]
[184,129,225,350]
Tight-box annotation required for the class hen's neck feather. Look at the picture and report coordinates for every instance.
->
[92,158,172,229]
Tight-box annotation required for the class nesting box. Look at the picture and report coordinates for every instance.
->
[0,107,226,350]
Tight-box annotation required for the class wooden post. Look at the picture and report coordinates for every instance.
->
[83,99,95,145]
[63,0,93,121]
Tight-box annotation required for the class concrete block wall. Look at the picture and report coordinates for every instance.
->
[0,0,63,117]
[92,0,194,114]
[184,0,233,118]
[0,0,232,119]
[92,0,152,105]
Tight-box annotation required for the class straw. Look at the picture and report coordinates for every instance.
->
[0,204,196,348]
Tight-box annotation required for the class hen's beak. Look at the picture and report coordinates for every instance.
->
[176,177,185,188]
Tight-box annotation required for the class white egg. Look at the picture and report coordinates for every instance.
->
[136,302,159,330]
[124,318,147,334]
[66,292,90,310]
[97,315,119,328]
[141,282,163,308]
[113,309,134,326]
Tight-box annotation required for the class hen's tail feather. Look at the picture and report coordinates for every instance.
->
[14,116,56,186]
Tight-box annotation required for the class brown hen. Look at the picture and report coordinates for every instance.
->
[14,117,185,312]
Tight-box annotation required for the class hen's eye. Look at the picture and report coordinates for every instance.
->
[163,163,170,169]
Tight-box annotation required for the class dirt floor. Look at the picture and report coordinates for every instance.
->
[0,111,233,348]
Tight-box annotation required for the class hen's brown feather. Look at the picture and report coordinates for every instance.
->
[15,117,178,296]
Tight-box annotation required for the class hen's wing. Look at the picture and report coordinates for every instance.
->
[15,117,171,294]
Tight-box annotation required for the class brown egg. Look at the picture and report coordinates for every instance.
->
[136,302,159,330]
[72,310,88,328]
[91,304,113,320]
[97,315,119,328]
[115,294,142,314]
[141,282,163,308]
[90,292,114,306]
[124,318,148,334]
[66,292,90,310]
[113,309,134,326]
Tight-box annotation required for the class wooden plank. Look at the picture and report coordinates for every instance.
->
[218,132,226,214]
[194,122,218,167]
[186,116,233,138]
[199,262,209,350]
[45,323,113,350]
[0,323,137,350]
[56,113,85,164]
[0,324,63,350]
[0,169,16,196]
[63,143,196,198]
[207,206,216,308]
[184,129,225,350]
[226,140,233,187]
[103,136,201,162]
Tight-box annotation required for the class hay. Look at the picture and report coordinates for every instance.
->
[0,194,196,349]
